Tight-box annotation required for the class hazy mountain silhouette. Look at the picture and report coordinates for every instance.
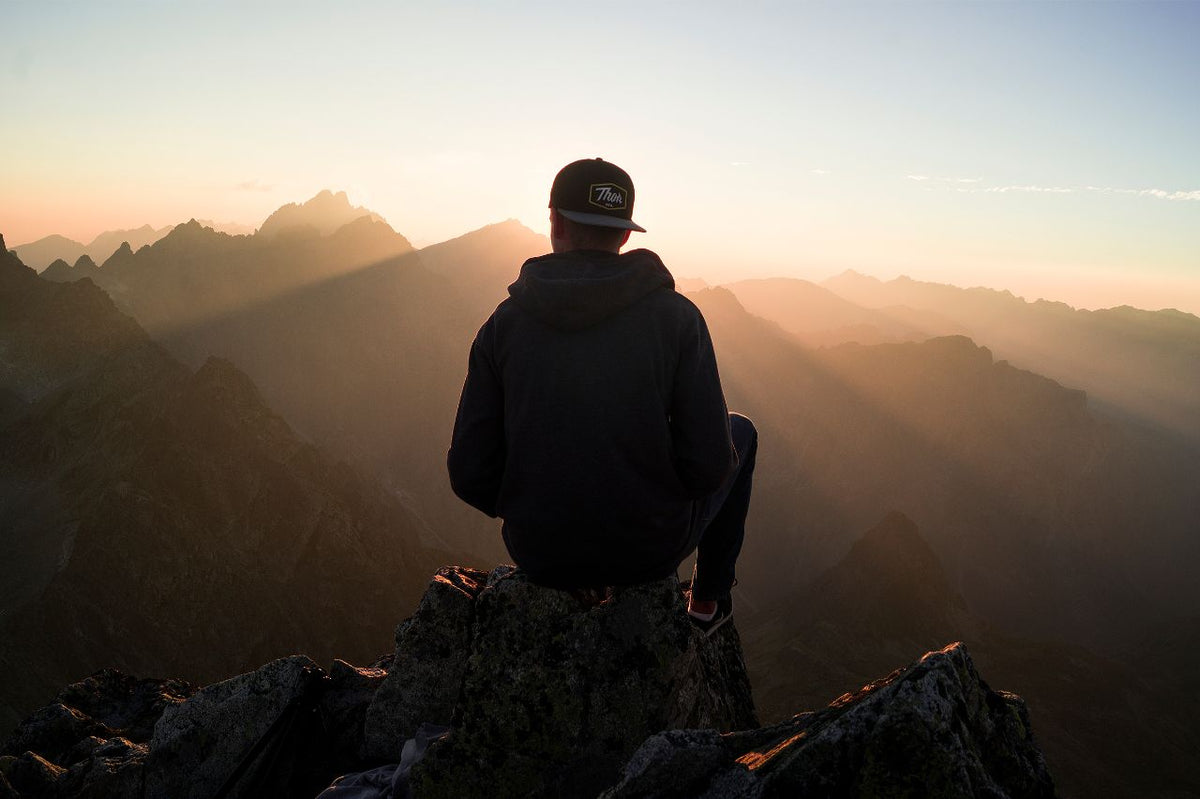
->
[256,189,383,238]
[819,270,1200,442]
[153,218,546,560]
[14,221,253,271]
[68,213,413,337]
[16,225,170,271]
[12,234,88,271]
[743,512,1200,799]
[725,276,966,346]
[72,201,1195,657]
[0,237,452,736]
[38,254,101,283]
[688,286,1200,652]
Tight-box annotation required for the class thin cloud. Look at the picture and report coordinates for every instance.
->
[917,179,1198,201]
[1086,186,1200,201]
[985,185,1074,194]
[907,175,979,184]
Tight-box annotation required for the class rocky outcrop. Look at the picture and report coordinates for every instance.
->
[603,642,1055,798]
[0,670,193,798]
[1,568,1055,798]
[1,566,759,797]
[390,566,757,799]
[144,655,327,799]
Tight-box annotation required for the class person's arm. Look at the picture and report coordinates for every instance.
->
[447,318,506,517]
[670,309,736,497]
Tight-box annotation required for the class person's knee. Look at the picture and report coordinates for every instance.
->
[728,413,758,465]
[729,412,757,448]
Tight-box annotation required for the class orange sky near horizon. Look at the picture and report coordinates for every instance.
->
[3,2,1197,315]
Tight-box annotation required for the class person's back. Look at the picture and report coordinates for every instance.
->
[448,158,756,629]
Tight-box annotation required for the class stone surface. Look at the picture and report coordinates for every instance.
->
[53,669,194,746]
[362,565,488,760]
[407,565,758,799]
[601,642,1057,798]
[0,704,110,767]
[322,659,387,770]
[144,655,326,799]
[0,566,1058,799]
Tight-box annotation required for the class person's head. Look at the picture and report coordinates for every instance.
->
[548,158,645,254]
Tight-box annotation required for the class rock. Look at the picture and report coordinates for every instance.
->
[2,752,65,796]
[54,669,195,745]
[404,565,758,799]
[57,740,148,799]
[144,655,327,799]
[321,659,387,770]
[601,642,1057,798]
[362,565,489,760]
[0,703,111,766]
[1,669,194,770]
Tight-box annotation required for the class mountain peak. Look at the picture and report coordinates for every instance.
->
[39,258,76,282]
[73,254,98,271]
[257,191,385,239]
[805,511,965,634]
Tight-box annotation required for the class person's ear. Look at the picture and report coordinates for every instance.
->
[619,229,631,249]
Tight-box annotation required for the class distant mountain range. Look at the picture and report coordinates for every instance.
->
[807,271,1200,441]
[12,220,254,271]
[4,191,1199,793]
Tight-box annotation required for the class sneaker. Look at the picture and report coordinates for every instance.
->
[687,594,733,638]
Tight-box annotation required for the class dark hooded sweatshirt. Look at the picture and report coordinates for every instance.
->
[447,248,735,588]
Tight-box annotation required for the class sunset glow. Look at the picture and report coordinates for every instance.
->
[3,1,1197,312]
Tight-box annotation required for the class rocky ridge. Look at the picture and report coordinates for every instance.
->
[1,566,1055,798]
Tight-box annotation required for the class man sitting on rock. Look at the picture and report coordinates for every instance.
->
[448,157,756,633]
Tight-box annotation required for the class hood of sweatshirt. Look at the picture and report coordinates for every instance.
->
[507,248,675,332]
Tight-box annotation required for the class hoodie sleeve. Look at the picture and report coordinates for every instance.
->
[670,308,736,497]
[448,318,506,517]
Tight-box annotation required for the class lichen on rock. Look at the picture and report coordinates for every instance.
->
[601,642,1057,798]
[402,565,758,799]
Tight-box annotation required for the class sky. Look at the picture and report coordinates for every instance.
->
[3,1,1198,313]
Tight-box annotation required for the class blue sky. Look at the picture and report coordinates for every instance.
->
[3,1,1198,311]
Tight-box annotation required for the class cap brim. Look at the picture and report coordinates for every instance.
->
[558,208,646,233]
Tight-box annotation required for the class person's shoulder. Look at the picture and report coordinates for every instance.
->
[649,283,704,318]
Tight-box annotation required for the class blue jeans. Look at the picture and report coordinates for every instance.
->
[685,412,757,601]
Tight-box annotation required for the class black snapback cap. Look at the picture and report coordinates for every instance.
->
[549,157,646,233]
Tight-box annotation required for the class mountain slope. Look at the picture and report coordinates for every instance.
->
[153,219,548,559]
[688,286,1200,649]
[0,237,450,736]
[743,512,1200,799]
[821,271,1200,441]
[724,276,965,346]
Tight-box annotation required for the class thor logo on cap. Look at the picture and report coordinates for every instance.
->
[589,183,627,210]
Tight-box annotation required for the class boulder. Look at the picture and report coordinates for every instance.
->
[321,659,387,770]
[397,565,758,799]
[601,642,1057,798]
[362,565,489,760]
[144,655,327,799]
[0,669,194,797]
